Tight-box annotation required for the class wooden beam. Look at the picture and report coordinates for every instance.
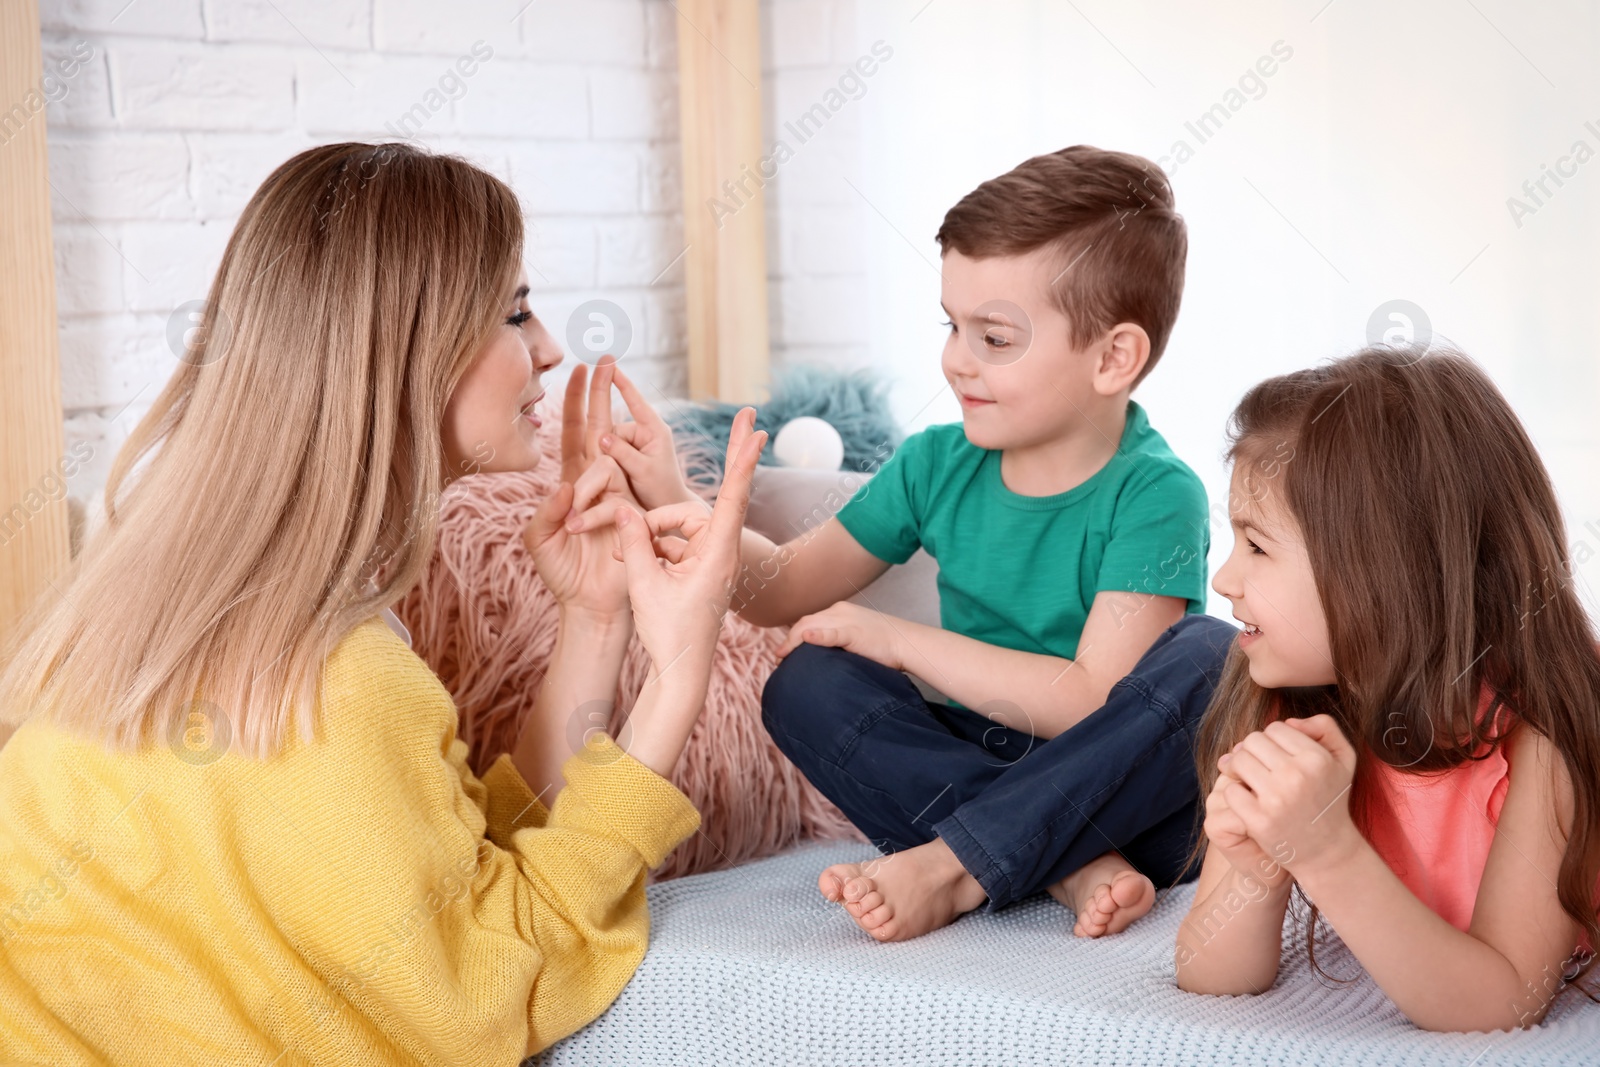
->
[1,0,69,746]
[675,0,771,403]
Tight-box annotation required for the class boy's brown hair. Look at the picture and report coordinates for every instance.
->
[935,145,1186,386]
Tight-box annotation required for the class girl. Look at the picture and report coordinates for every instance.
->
[1175,344,1600,1032]
[0,142,764,1064]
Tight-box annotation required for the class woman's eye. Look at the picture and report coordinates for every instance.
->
[985,332,1009,348]
[1247,539,1264,556]
[941,318,955,332]
[507,309,533,328]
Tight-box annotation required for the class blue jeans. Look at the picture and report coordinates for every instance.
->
[760,614,1238,912]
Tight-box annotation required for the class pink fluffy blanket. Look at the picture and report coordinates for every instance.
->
[394,402,864,882]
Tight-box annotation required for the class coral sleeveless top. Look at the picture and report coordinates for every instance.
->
[1266,685,1595,957]
[1359,685,1512,933]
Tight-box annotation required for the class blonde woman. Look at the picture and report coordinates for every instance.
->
[0,142,764,1064]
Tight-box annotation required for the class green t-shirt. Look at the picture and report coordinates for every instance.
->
[835,400,1209,669]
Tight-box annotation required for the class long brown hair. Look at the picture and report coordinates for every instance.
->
[0,142,523,758]
[1194,344,1600,993]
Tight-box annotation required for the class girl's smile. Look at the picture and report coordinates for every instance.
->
[1211,461,1335,689]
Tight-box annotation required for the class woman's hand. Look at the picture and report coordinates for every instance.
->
[521,365,640,621]
[609,406,765,677]
[1216,715,1360,880]
[773,600,904,667]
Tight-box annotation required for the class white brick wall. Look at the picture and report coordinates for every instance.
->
[36,0,672,522]
[757,0,873,374]
[40,0,868,524]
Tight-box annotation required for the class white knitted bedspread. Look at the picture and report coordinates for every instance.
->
[531,841,1598,1066]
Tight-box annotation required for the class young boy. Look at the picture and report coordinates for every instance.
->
[577,145,1237,942]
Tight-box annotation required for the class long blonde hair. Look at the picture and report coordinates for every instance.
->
[0,142,524,758]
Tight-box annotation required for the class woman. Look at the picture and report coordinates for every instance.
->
[0,141,762,1063]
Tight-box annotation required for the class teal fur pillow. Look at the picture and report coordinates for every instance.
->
[664,364,903,488]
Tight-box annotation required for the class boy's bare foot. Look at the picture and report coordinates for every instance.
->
[1046,850,1156,938]
[818,837,988,942]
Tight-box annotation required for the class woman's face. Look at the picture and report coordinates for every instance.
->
[442,269,563,479]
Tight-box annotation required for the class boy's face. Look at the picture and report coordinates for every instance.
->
[938,246,1104,451]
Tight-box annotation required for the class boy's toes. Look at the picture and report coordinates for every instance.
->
[859,901,896,936]
[841,876,876,904]
[1101,872,1156,934]
[818,864,855,902]
[1109,870,1149,909]
[844,889,884,919]
[1072,885,1114,938]
[1097,882,1123,916]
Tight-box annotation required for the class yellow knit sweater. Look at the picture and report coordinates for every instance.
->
[0,616,701,1065]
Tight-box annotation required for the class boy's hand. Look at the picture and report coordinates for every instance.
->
[1217,715,1360,880]
[775,600,905,669]
[591,357,700,512]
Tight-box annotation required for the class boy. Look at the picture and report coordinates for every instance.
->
[578,145,1237,942]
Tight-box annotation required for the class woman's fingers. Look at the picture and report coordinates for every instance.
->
[570,495,708,536]
[587,356,617,453]
[607,535,687,565]
[569,501,618,533]
[724,404,754,463]
[653,536,689,564]
[707,414,765,553]
[523,480,575,552]
[560,366,590,484]
[569,455,624,515]
[639,501,713,539]
[611,503,663,593]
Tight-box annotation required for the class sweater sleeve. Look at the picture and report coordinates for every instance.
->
[256,628,703,1063]
[476,735,703,1051]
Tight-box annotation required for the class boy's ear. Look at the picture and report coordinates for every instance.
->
[1093,323,1151,395]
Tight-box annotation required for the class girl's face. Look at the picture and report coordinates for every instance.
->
[1211,457,1338,688]
[441,269,563,480]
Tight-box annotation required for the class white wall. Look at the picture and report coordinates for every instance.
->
[758,0,875,374]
